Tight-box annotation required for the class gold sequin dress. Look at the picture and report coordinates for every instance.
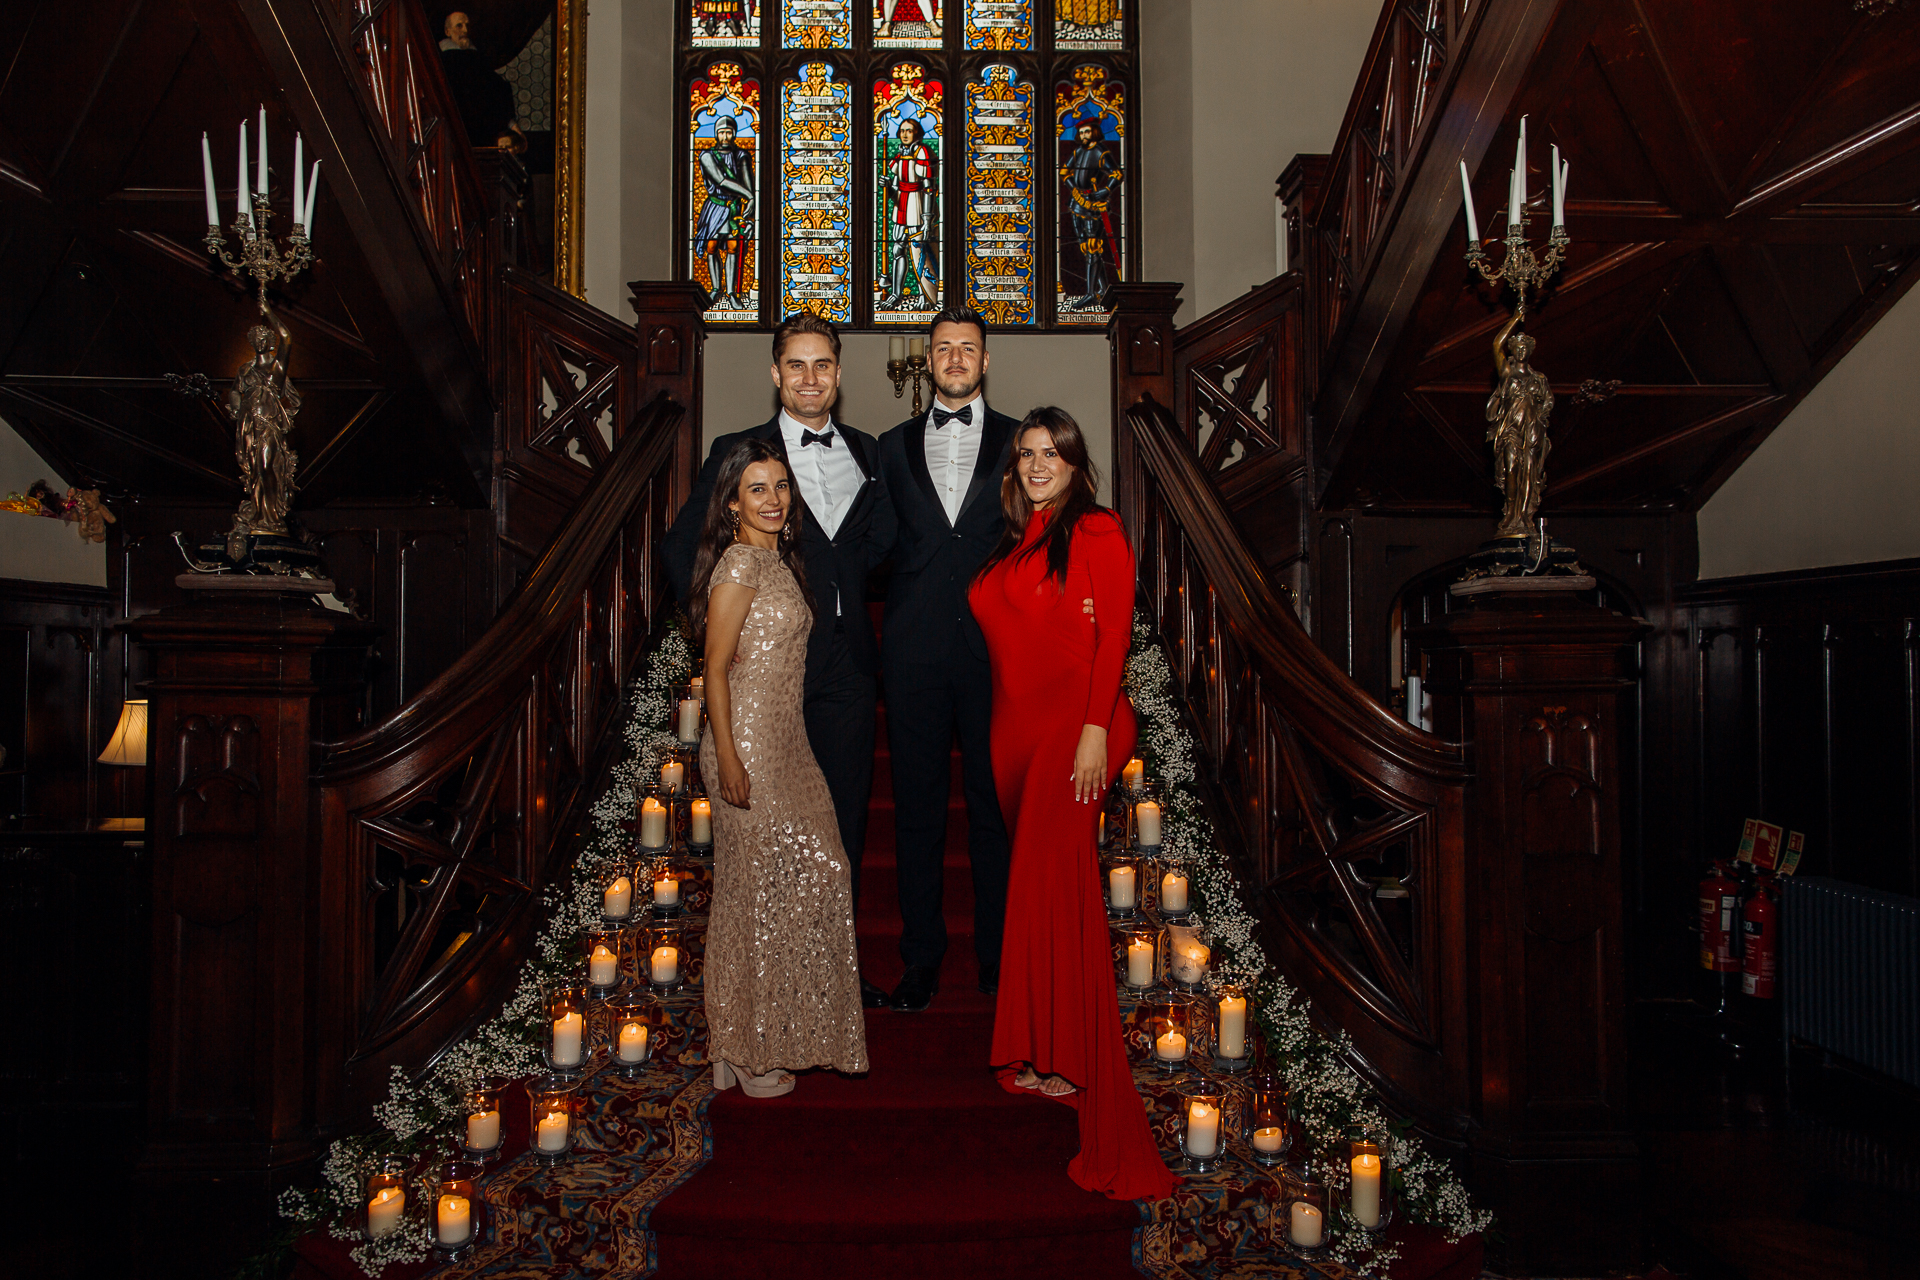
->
[699,542,869,1077]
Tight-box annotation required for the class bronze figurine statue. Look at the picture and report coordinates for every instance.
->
[226,303,300,560]
[1485,313,1553,539]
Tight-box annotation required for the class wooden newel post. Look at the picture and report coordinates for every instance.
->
[125,580,373,1183]
[628,280,708,516]
[1104,282,1182,530]
[1414,588,1647,1273]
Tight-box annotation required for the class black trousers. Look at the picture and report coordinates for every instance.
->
[885,653,1010,972]
[805,626,877,912]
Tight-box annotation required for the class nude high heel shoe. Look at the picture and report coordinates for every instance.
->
[712,1060,738,1090]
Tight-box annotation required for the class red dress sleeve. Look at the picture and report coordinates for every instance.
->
[1079,511,1136,730]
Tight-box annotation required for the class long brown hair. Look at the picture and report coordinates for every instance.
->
[975,406,1104,586]
[688,438,814,646]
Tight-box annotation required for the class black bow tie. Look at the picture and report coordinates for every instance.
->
[800,428,834,448]
[931,404,974,429]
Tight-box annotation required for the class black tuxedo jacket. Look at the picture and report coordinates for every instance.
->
[876,405,1017,667]
[665,417,893,680]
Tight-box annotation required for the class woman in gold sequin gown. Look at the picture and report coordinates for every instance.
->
[691,438,869,1097]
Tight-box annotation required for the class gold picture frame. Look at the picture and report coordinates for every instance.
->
[553,0,587,298]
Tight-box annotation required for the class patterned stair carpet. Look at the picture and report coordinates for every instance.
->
[295,705,1481,1280]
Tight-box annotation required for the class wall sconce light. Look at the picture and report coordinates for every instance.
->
[887,335,930,416]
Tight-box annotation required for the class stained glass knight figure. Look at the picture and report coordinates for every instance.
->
[880,117,938,309]
[696,116,757,310]
[696,0,754,40]
[878,0,941,40]
[1061,117,1120,308]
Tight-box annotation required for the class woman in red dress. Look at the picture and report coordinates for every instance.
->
[969,407,1175,1201]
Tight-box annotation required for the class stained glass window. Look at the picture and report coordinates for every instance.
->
[965,0,1032,50]
[1054,0,1121,49]
[691,0,761,46]
[1054,64,1124,324]
[781,62,854,321]
[874,0,942,48]
[873,66,944,325]
[782,0,850,48]
[689,64,762,323]
[965,66,1034,324]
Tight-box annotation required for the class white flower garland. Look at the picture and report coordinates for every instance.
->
[277,627,693,1273]
[1123,612,1491,1271]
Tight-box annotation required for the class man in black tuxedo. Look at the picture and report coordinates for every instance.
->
[877,307,1016,1011]
[665,312,895,1010]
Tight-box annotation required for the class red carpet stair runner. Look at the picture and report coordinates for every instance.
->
[296,706,1481,1280]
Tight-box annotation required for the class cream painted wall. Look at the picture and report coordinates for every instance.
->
[701,332,1113,502]
[1696,285,1920,579]
[583,0,675,317]
[0,418,107,586]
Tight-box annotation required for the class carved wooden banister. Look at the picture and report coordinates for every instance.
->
[312,392,685,1126]
[1122,393,1475,1133]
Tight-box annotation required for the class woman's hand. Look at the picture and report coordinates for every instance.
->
[1071,724,1109,805]
[717,752,752,810]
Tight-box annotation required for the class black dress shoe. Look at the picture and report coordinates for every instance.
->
[977,962,1000,996]
[891,965,939,1012]
[861,979,892,1010]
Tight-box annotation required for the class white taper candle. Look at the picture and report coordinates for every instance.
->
[293,133,304,229]
[200,133,221,227]
[238,121,250,225]
[304,160,320,238]
[1459,160,1478,243]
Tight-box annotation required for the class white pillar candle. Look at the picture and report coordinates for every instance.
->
[640,797,669,847]
[908,336,924,359]
[237,121,250,225]
[690,798,712,843]
[1171,941,1209,984]
[1122,758,1145,793]
[293,133,304,228]
[603,875,632,918]
[1154,1029,1187,1061]
[890,335,906,361]
[436,1193,471,1245]
[1217,994,1247,1059]
[651,946,680,984]
[1108,865,1136,909]
[1350,1151,1383,1227]
[366,1185,405,1237]
[466,1107,500,1150]
[551,1010,583,1066]
[1290,1200,1324,1248]
[1252,1126,1285,1153]
[617,1021,649,1063]
[535,1109,569,1152]
[1185,1100,1220,1158]
[1135,800,1162,846]
[677,697,701,742]
[588,944,618,986]
[1458,159,1479,243]
[1160,871,1188,913]
[690,675,704,698]
[200,133,221,227]
[303,159,320,236]
[1126,939,1154,986]
[661,760,684,791]
[654,873,680,906]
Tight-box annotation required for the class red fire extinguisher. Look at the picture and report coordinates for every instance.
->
[1700,860,1740,972]
[1742,876,1778,998]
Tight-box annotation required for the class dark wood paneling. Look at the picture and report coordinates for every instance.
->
[0,579,122,827]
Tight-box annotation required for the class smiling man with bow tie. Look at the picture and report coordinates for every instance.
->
[665,311,896,1010]
[876,306,1018,1012]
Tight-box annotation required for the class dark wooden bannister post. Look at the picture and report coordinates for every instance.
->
[1414,590,1647,1272]
[125,581,373,1184]
[628,281,709,511]
[1105,283,1182,524]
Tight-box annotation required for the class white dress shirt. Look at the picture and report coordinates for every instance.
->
[923,393,986,525]
[777,409,862,615]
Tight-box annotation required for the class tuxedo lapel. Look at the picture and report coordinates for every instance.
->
[955,411,1012,523]
[834,428,879,538]
[902,418,946,525]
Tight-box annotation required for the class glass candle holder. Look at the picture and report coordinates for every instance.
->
[1162,921,1211,991]
[648,855,684,917]
[1121,924,1158,991]
[1120,755,1146,795]
[659,752,689,798]
[1142,992,1195,1073]
[672,682,704,747]
[1280,1175,1329,1253]
[607,991,656,1079]
[1178,1080,1226,1175]
[637,787,672,852]
[1244,1072,1291,1167]
[1155,859,1193,918]
[426,1159,483,1260]
[1101,849,1143,921]
[1210,982,1252,1071]
[1130,781,1164,855]
[687,795,714,850]
[542,977,591,1078]
[599,862,636,923]
[645,921,686,992]
[528,1076,577,1164]
[583,922,629,995]
[363,1157,410,1240]
[1346,1129,1395,1233]
[460,1076,508,1160]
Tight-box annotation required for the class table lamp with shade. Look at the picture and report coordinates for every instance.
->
[97,698,148,831]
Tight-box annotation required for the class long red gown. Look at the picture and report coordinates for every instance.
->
[970,506,1177,1201]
